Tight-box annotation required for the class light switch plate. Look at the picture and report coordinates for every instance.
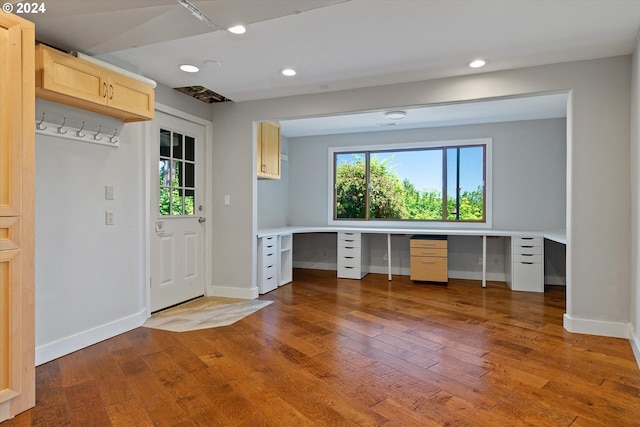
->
[105,185,114,200]
[224,195,231,206]
[105,210,114,225]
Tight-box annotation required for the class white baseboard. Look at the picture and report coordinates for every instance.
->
[448,270,506,282]
[208,285,258,299]
[544,274,566,286]
[563,313,631,339]
[36,308,148,366]
[293,261,336,271]
[630,326,640,369]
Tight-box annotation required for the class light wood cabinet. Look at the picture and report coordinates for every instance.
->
[0,13,35,422]
[256,121,281,179]
[410,236,448,282]
[35,44,154,122]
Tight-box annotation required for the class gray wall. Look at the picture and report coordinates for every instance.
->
[287,118,566,230]
[211,55,631,329]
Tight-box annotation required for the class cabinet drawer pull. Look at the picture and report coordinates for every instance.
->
[521,237,534,240]
[103,82,107,98]
[345,256,354,259]
[345,266,354,269]
[521,262,534,265]
[421,250,436,255]
[522,245,534,248]
[421,260,436,264]
[109,84,114,100]
[345,246,354,249]
[267,276,274,280]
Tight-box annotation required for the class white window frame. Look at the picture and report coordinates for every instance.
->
[327,138,492,229]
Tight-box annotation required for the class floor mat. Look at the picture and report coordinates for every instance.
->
[143,296,272,332]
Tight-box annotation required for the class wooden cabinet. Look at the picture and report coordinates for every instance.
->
[506,236,544,292]
[410,236,448,282]
[337,232,369,279]
[256,121,281,179]
[0,13,35,422]
[35,44,154,122]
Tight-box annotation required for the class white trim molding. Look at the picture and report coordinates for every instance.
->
[35,308,147,366]
[209,285,259,300]
[563,313,631,339]
[630,326,640,369]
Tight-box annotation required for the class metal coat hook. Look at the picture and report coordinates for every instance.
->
[56,117,68,134]
[93,125,102,141]
[109,128,118,144]
[36,112,47,131]
[75,121,86,138]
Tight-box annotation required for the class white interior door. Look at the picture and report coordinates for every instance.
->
[151,111,206,312]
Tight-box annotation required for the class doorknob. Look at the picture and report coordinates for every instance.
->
[198,217,206,223]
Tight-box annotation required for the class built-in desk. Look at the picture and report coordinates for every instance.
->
[257,226,566,290]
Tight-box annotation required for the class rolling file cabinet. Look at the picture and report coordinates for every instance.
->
[257,235,278,294]
[506,235,544,292]
[410,235,448,282]
[337,232,369,279]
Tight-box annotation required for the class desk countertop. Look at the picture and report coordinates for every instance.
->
[257,225,567,244]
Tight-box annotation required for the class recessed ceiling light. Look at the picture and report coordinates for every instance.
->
[281,68,297,77]
[385,111,407,120]
[469,59,487,68]
[228,25,246,34]
[179,64,200,73]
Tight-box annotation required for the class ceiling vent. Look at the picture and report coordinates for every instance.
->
[174,86,232,103]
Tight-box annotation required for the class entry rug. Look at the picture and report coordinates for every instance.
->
[144,296,273,332]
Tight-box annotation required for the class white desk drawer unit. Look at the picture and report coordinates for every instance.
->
[507,235,544,292]
[337,232,369,279]
[258,235,278,294]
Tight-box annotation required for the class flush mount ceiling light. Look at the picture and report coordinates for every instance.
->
[179,64,200,73]
[385,110,407,120]
[228,25,246,34]
[469,59,487,68]
[281,68,297,77]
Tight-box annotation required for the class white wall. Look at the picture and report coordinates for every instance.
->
[287,119,566,230]
[630,35,640,363]
[257,135,289,228]
[34,84,210,364]
[211,56,631,336]
[35,122,146,364]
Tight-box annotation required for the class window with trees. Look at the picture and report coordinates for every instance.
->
[333,141,487,223]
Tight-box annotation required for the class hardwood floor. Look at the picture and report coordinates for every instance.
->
[3,269,639,426]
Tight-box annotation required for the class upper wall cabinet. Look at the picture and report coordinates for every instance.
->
[257,121,281,180]
[35,44,154,122]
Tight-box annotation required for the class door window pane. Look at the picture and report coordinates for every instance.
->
[185,136,195,161]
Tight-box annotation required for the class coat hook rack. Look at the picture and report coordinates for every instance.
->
[75,121,86,138]
[109,128,118,144]
[34,106,120,148]
[93,125,102,141]
[56,117,68,135]
[36,112,47,131]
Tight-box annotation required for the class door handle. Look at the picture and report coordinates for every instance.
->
[198,217,206,223]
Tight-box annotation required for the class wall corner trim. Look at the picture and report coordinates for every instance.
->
[35,308,148,365]
[563,313,631,339]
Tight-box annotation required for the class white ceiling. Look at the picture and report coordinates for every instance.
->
[21,0,640,135]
